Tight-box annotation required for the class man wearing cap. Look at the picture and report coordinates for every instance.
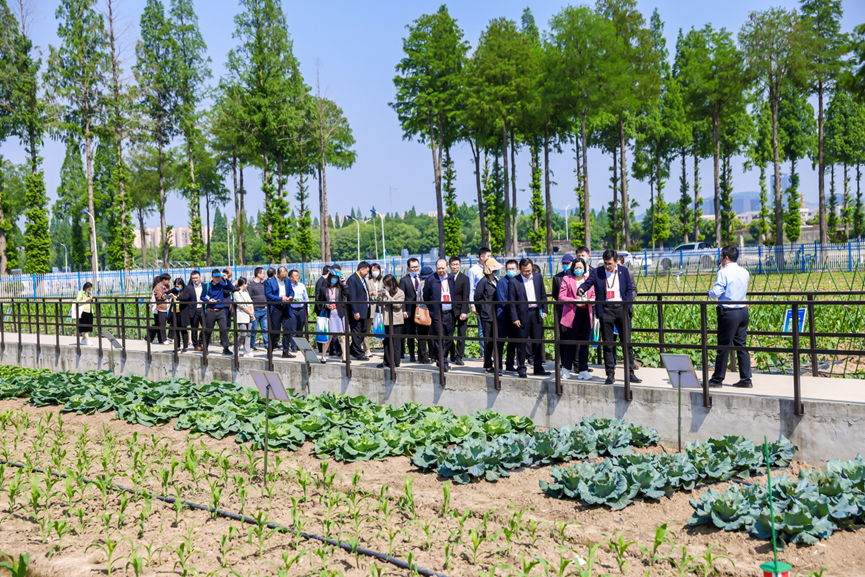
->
[199,269,235,355]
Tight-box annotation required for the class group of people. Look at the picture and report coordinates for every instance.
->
[74,243,752,390]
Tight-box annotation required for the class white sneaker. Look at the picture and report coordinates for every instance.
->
[244,352,254,358]
[579,371,592,380]
[560,368,571,380]
[81,339,91,346]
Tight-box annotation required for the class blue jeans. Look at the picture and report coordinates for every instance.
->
[251,308,268,349]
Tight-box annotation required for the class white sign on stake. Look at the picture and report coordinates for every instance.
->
[249,370,290,402]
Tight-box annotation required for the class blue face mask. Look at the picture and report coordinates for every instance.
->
[330,277,338,285]
[410,272,418,278]
[506,270,518,278]
[573,269,584,276]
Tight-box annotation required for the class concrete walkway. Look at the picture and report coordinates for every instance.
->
[8,331,865,405]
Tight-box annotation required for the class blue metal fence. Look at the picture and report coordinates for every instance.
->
[5,239,864,299]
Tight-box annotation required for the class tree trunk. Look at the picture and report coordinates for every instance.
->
[0,173,6,275]
[693,146,700,241]
[278,154,287,265]
[239,164,245,264]
[712,113,721,247]
[84,118,98,284]
[771,96,783,246]
[205,197,211,266]
[469,139,487,247]
[681,151,689,244]
[138,207,147,269]
[187,139,198,262]
[818,83,827,245]
[612,149,619,250]
[501,122,511,255]
[429,112,445,258]
[157,139,168,267]
[544,122,553,254]
[231,150,242,265]
[107,0,129,271]
[510,129,518,256]
[619,114,630,248]
[320,156,332,261]
[650,178,655,250]
[582,112,590,251]
[844,162,849,233]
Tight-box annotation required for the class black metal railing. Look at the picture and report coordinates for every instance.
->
[3,290,865,418]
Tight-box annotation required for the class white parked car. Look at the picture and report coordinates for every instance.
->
[591,250,653,270]
[658,242,717,270]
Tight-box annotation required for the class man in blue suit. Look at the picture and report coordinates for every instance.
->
[345,261,371,360]
[495,259,519,372]
[508,257,550,378]
[422,258,457,372]
[265,266,295,358]
[578,249,641,385]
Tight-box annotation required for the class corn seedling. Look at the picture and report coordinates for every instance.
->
[85,532,130,577]
[578,540,604,577]
[467,526,489,565]
[0,552,30,577]
[410,518,438,550]
[52,519,70,555]
[247,511,278,557]
[400,477,417,517]
[499,553,541,577]
[376,521,407,557]
[369,563,387,577]
[639,521,676,567]
[441,480,451,516]
[5,470,24,512]
[207,476,223,518]
[663,545,706,577]
[699,544,734,576]
[219,533,244,569]
[170,527,205,577]
[36,511,52,544]
[552,520,580,543]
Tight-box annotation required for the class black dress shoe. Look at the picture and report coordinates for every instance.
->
[419,358,431,365]
[454,358,465,366]
[181,347,188,354]
[282,351,296,358]
[629,372,642,383]
[409,356,417,363]
[533,369,552,376]
[223,347,233,355]
[504,366,517,373]
[376,363,385,368]
[708,380,724,388]
[587,368,594,373]
[357,354,369,361]
[732,380,753,388]
[518,371,527,379]
[604,375,615,385]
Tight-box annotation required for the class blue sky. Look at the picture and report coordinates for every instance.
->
[5,0,865,228]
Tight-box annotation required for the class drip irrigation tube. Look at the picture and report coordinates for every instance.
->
[0,459,449,577]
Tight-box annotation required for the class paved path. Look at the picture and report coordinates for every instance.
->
[8,331,865,405]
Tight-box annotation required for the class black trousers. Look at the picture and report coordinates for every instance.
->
[497,317,517,370]
[712,306,752,383]
[169,310,189,348]
[481,319,496,369]
[270,306,292,353]
[349,315,367,358]
[562,310,592,372]
[451,313,468,361]
[516,309,545,373]
[189,309,203,347]
[600,304,637,375]
[415,321,431,362]
[383,324,404,367]
[288,307,307,351]
[402,316,417,359]
[431,310,455,364]
[148,312,167,343]
[204,309,230,348]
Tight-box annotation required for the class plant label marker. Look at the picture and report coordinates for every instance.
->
[250,370,290,485]
[661,354,701,453]
[760,435,791,577]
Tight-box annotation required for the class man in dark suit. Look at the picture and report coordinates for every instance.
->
[578,248,641,385]
[422,258,456,372]
[187,270,205,351]
[496,259,519,371]
[345,261,371,360]
[448,256,471,365]
[508,257,550,378]
[265,266,295,358]
[399,258,420,362]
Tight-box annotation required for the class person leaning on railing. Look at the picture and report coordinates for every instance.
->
[473,257,503,373]
[75,282,94,346]
[378,274,405,369]
[708,245,753,389]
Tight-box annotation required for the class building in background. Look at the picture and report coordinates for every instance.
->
[133,227,213,249]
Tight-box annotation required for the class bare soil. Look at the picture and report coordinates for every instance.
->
[0,400,861,577]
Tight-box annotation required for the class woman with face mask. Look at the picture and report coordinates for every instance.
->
[558,257,595,380]
[364,263,384,357]
[317,265,348,363]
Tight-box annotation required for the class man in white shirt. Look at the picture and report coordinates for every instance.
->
[507,257,550,378]
[287,269,309,353]
[189,271,205,350]
[708,246,752,388]
[467,248,492,356]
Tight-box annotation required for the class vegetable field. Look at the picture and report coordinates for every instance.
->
[0,365,862,576]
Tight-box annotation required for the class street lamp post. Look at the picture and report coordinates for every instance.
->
[564,204,571,243]
[56,242,68,273]
[346,216,363,261]
[82,209,98,291]
[371,209,386,269]
[222,225,233,270]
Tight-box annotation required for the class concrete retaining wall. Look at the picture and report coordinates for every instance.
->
[4,342,862,465]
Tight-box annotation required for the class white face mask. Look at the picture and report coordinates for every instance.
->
[371,270,380,278]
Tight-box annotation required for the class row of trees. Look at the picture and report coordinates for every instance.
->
[0,0,357,276]
[392,1,865,256]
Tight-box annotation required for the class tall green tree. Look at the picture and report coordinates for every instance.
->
[392,6,468,257]
[527,141,546,253]
[780,85,816,243]
[671,30,695,244]
[547,5,614,251]
[482,155,506,252]
[467,17,535,255]
[825,90,865,238]
[442,148,461,255]
[104,0,134,271]
[596,0,661,248]
[134,0,175,266]
[800,0,848,245]
[47,0,110,282]
[126,145,161,268]
[679,25,750,247]
[0,0,19,274]
[169,0,211,266]
[718,106,753,244]
[740,7,810,247]
[745,99,775,245]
